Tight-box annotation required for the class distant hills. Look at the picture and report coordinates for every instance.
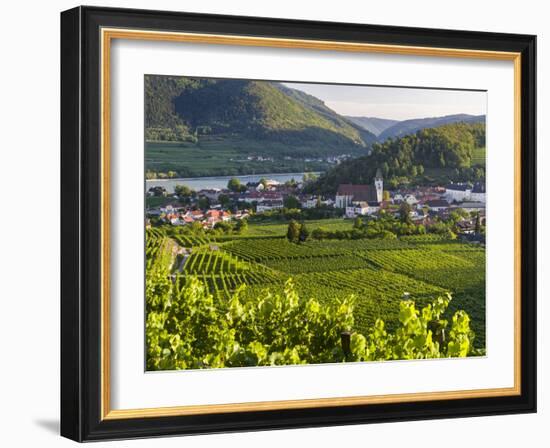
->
[378,114,485,141]
[348,113,485,141]
[145,76,376,157]
[345,116,398,137]
[145,76,486,178]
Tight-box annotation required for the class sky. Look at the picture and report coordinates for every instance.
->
[282,82,487,121]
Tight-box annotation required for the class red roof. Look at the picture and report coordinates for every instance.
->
[337,184,378,202]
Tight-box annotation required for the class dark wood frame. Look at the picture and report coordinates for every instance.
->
[61,5,537,442]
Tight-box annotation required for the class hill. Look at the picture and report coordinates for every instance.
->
[307,121,486,193]
[145,76,376,159]
[378,114,485,141]
[345,116,398,136]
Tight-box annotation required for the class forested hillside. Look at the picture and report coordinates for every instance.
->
[145,76,376,154]
[308,121,486,192]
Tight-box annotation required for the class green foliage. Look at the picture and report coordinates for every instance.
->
[147,274,355,369]
[146,264,476,369]
[286,220,301,243]
[309,122,486,193]
[227,177,246,193]
[299,223,310,243]
[399,202,412,224]
[146,219,486,354]
[283,195,301,209]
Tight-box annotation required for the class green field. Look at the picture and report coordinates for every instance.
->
[147,220,486,348]
[145,139,360,177]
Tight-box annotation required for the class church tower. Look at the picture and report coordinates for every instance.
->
[374,168,383,203]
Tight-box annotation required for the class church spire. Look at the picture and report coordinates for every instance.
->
[374,168,383,203]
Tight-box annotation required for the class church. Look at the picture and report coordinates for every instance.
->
[335,169,383,217]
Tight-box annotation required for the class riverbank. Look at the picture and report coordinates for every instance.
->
[146,172,322,193]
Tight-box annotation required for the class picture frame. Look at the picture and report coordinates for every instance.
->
[60,5,536,442]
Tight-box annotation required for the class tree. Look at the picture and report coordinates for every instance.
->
[197,196,210,210]
[302,172,318,184]
[218,194,231,208]
[299,223,310,243]
[214,221,233,233]
[284,195,301,209]
[353,217,364,229]
[399,202,412,224]
[174,184,194,198]
[285,178,297,188]
[383,190,391,202]
[235,219,248,234]
[286,220,301,243]
[227,178,244,193]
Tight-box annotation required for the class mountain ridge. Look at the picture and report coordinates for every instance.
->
[378,113,485,141]
[145,76,377,156]
[345,116,398,136]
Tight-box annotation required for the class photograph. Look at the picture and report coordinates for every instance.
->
[144,76,487,370]
[56,5,537,442]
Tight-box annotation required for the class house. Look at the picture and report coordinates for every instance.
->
[345,201,380,218]
[470,182,486,203]
[191,210,204,220]
[147,186,167,197]
[403,194,418,205]
[456,220,476,234]
[457,202,486,213]
[335,169,383,208]
[170,217,183,226]
[199,189,222,201]
[425,199,450,212]
[256,200,284,213]
[445,183,472,202]
[302,196,320,209]
[392,193,404,204]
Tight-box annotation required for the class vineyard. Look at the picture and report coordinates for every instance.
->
[146,222,486,348]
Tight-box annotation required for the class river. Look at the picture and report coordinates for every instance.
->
[145,172,321,193]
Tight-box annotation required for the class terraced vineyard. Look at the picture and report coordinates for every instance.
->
[182,250,249,275]
[146,221,486,348]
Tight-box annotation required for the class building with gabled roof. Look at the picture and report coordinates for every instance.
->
[335,169,383,208]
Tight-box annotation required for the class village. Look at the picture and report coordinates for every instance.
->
[146,170,486,237]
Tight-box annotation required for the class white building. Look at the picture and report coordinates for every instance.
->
[256,201,284,213]
[457,202,486,213]
[345,201,380,218]
[302,197,319,209]
[425,199,450,212]
[403,194,418,205]
[445,183,472,203]
[392,193,404,204]
[470,182,486,203]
